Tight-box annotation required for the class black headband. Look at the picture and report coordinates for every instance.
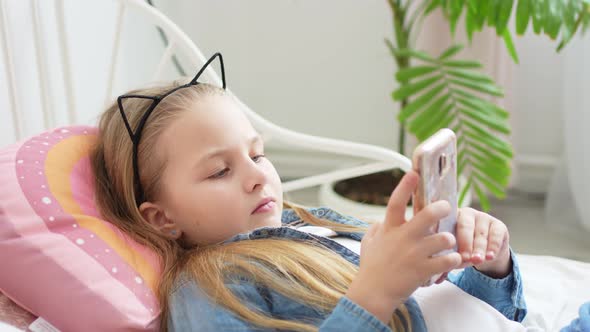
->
[117,52,226,205]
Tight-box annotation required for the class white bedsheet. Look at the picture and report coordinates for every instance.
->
[518,254,590,331]
[330,237,590,332]
[413,280,529,332]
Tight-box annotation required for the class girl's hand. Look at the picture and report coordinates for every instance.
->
[346,170,462,323]
[455,207,512,279]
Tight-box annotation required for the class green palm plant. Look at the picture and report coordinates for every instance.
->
[387,0,590,210]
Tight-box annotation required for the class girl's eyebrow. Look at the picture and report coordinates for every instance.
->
[195,135,262,165]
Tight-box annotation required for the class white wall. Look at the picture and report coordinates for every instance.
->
[508,33,566,192]
[511,35,564,160]
[159,0,400,149]
[546,33,590,231]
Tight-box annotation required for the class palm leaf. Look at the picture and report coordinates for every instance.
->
[467,140,512,166]
[414,104,454,140]
[408,95,450,133]
[392,46,513,210]
[446,68,495,83]
[473,182,491,212]
[545,1,564,39]
[441,59,483,68]
[459,107,510,134]
[471,159,510,186]
[487,0,499,28]
[463,125,513,158]
[473,170,507,198]
[448,78,503,96]
[392,74,443,101]
[439,44,464,59]
[469,147,511,172]
[398,84,446,121]
[583,6,590,33]
[452,89,509,118]
[496,0,515,35]
[395,66,438,82]
[425,0,442,16]
[465,7,476,41]
[427,0,590,60]
[516,0,531,34]
[459,177,473,208]
[502,30,519,64]
[394,48,437,63]
[448,0,465,35]
[531,0,545,33]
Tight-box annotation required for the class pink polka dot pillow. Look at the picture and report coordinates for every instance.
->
[0,126,161,331]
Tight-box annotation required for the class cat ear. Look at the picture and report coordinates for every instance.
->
[116,94,160,205]
[189,52,226,89]
[116,94,160,143]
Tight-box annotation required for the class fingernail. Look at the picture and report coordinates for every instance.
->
[461,252,471,261]
[472,252,483,261]
[486,251,495,259]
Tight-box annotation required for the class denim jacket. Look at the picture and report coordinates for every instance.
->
[168,207,528,331]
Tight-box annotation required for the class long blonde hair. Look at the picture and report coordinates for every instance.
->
[90,81,411,332]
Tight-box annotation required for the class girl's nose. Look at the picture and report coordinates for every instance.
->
[243,159,266,192]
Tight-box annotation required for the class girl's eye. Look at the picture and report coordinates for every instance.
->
[252,154,266,163]
[210,168,229,179]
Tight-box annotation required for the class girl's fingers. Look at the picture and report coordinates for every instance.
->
[409,200,451,237]
[456,208,475,261]
[417,232,457,258]
[426,252,462,276]
[365,223,380,240]
[435,272,449,284]
[384,171,419,229]
[360,223,379,253]
[471,213,491,264]
[486,219,508,259]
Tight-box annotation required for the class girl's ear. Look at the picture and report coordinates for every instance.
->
[138,202,181,240]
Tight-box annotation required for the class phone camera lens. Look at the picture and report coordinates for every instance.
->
[439,154,447,176]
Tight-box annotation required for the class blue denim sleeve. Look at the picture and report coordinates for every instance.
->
[560,302,590,332]
[320,296,392,332]
[447,249,527,322]
[168,280,392,332]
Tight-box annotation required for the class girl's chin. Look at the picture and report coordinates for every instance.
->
[251,214,281,228]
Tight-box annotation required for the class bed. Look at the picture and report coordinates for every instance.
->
[0,1,589,331]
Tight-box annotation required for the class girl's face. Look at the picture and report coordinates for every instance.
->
[148,95,283,246]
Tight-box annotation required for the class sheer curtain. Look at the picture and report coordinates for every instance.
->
[546,36,590,233]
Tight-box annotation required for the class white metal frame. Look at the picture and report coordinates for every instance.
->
[0,0,411,193]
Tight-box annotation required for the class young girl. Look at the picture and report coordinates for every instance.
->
[90,54,527,331]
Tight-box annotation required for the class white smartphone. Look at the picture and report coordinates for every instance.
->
[412,128,458,284]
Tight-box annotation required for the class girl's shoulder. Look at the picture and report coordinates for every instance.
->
[170,273,261,302]
[167,275,272,331]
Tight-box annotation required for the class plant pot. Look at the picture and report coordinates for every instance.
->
[318,174,472,221]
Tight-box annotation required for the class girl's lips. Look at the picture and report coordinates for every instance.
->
[252,200,276,214]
